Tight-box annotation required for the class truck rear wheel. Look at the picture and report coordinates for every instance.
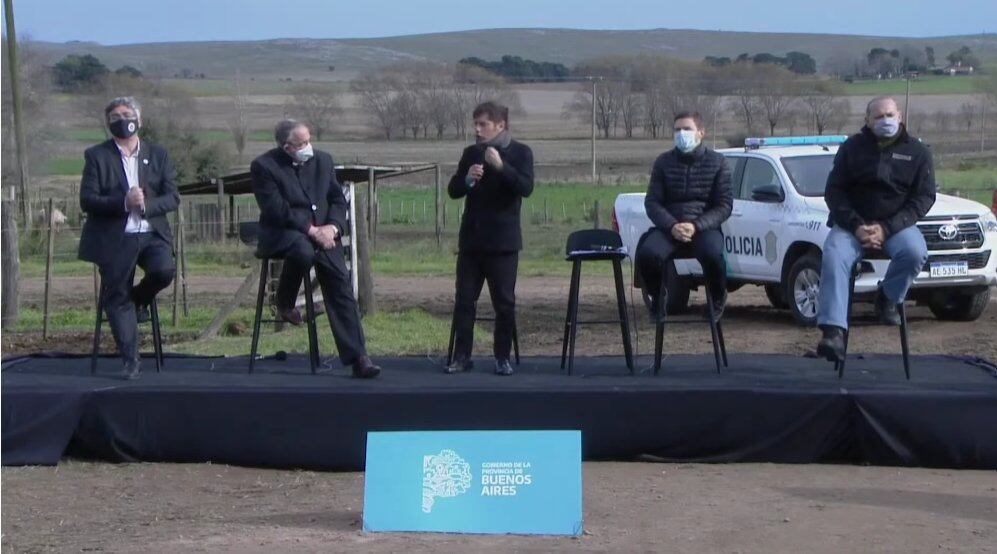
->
[787,253,821,327]
[928,287,990,321]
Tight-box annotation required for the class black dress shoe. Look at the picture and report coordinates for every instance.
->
[135,303,151,324]
[445,356,473,374]
[278,307,304,326]
[816,325,846,362]
[351,356,380,379]
[705,289,727,321]
[874,289,901,326]
[494,358,514,376]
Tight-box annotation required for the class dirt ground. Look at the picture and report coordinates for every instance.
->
[3,461,996,553]
[10,274,997,362]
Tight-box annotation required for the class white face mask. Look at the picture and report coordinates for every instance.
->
[293,144,314,163]
[873,117,901,138]
[674,129,700,153]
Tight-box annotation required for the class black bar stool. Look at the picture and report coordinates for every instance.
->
[651,260,727,375]
[91,282,163,374]
[560,229,634,375]
[446,315,520,366]
[241,222,321,374]
[834,255,912,380]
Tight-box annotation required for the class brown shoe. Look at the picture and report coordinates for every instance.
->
[352,356,381,379]
[278,307,304,326]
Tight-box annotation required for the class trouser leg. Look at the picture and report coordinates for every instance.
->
[314,245,368,365]
[634,228,679,300]
[452,252,486,359]
[881,225,929,304]
[483,252,519,360]
[817,226,863,330]
[691,229,727,295]
[99,235,142,363]
[275,235,316,310]
[132,234,176,306]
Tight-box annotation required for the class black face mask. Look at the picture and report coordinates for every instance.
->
[109,118,139,139]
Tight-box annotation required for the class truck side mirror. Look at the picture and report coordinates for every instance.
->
[751,185,784,203]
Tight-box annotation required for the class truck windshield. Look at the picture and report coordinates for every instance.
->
[781,155,835,197]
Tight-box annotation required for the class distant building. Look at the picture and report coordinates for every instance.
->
[934,61,974,76]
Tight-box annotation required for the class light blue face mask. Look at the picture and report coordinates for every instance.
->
[674,129,700,153]
[294,144,314,163]
[873,117,900,138]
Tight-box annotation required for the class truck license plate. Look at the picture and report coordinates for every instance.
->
[929,261,968,277]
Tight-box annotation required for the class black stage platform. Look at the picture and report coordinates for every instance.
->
[3,353,996,470]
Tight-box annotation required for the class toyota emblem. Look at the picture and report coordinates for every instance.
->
[938,224,958,240]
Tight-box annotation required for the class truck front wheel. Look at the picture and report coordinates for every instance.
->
[787,254,821,327]
[928,287,990,321]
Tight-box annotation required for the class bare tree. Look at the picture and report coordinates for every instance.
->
[284,83,342,141]
[800,81,847,135]
[351,73,399,140]
[755,65,799,135]
[932,109,951,132]
[958,102,976,131]
[228,72,249,163]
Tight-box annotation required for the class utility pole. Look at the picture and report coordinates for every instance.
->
[590,77,597,182]
[3,0,31,225]
[903,72,912,129]
[981,99,987,153]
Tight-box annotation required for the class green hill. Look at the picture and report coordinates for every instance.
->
[31,28,997,82]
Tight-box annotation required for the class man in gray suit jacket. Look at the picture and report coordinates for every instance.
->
[78,97,179,379]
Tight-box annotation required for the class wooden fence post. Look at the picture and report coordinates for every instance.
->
[42,198,56,339]
[435,164,443,246]
[1,194,20,330]
[356,192,376,316]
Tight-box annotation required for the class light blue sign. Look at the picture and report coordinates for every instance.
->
[364,430,582,535]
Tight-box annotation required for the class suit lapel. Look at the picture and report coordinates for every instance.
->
[138,141,149,189]
[107,140,129,194]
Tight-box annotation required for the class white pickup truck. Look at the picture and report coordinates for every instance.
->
[613,136,997,326]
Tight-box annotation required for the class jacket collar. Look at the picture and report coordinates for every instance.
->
[673,142,706,162]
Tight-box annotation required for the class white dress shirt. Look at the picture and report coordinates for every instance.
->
[117,140,151,234]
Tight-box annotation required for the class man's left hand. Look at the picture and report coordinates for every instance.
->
[484,147,503,170]
[314,224,339,250]
[859,223,885,250]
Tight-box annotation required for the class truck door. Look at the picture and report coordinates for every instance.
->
[725,157,786,279]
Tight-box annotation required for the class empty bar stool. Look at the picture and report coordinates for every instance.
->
[91,281,164,374]
[560,229,634,375]
[833,253,912,380]
[651,259,727,375]
[240,222,321,374]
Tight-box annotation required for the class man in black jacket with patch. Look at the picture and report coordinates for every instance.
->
[635,111,733,318]
[251,119,379,378]
[816,96,934,362]
[446,102,534,376]
[79,97,178,379]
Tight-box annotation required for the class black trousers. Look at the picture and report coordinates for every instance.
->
[275,235,367,365]
[452,251,519,360]
[98,233,175,363]
[635,228,726,300]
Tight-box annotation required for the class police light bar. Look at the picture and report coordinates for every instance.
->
[744,135,847,149]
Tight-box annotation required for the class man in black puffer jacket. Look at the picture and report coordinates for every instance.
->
[635,111,733,318]
[446,102,534,376]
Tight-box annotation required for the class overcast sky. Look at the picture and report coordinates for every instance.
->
[6,0,994,44]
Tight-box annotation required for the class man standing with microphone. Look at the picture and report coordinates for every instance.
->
[446,102,534,376]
